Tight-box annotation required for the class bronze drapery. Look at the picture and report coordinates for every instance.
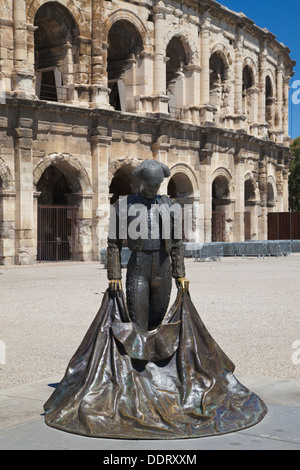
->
[44,288,267,439]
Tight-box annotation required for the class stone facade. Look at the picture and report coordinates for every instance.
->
[0,0,295,265]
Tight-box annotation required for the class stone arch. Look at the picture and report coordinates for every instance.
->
[210,43,233,67]
[33,1,82,102]
[168,163,199,198]
[211,167,232,185]
[242,57,257,86]
[108,157,140,204]
[105,12,148,111]
[27,0,88,36]
[164,28,199,64]
[244,172,259,201]
[33,153,92,194]
[211,168,233,242]
[104,9,150,48]
[267,175,277,206]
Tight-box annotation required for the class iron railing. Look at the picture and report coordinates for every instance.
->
[37,205,77,262]
[100,240,300,267]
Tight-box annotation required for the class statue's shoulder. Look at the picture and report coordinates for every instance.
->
[159,195,176,206]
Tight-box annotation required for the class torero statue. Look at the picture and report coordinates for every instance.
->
[106,159,189,331]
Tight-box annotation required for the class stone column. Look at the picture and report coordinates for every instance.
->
[276,63,284,139]
[135,50,155,114]
[197,148,213,242]
[90,0,111,108]
[73,36,92,107]
[12,0,34,98]
[0,190,16,265]
[283,76,290,145]
[183,64,201,124]
[258,49,268,138]
[234,33,243,116]
[14,116,35,264]
[199,16,214,125]
[152,7,169,114]
[258,159,268,240]
[233,156,245,241]
[90,128,112,260]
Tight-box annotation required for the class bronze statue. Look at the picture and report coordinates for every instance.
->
[44,160,267,439]
[107,159,189,331]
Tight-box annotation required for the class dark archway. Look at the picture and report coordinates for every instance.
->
[34,2,79,101]
[36,165,78,262]
[166,36,189,118]
[107,20,143,111]
[212,176,230,242]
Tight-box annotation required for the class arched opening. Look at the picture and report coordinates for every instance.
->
[244,179,257,240]
[167,172,194,241]
[107,20,143,111]
[209,52,228,123]
[36,165,80,262]
[242,65,255,122]
[109,167,135,205]
[212,175,231,242]
[34,2,79,102]
[267,182,276,210]
[265,76,275,133]
[166,36,189,119]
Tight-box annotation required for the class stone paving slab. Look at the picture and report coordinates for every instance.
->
[0,374,299,450]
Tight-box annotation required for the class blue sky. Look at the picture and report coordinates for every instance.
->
[221,0,300,139]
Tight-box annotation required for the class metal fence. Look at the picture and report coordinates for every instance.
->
[187,240,300,262]
[100,240,300,267]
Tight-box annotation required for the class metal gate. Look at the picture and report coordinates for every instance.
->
[37,205,77,262]
[212,211,225,242]
[244,211,251,240]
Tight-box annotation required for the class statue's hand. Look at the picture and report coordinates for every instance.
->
[109,279,122,294]
[175,277,189,292]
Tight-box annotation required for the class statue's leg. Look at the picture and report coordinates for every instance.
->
[126,251,151,331]
[148,251,172,330]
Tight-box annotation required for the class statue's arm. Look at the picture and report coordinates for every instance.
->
[171,241,189,292]
[107,203,122,292]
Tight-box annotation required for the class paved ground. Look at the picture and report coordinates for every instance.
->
[0,254,299,450]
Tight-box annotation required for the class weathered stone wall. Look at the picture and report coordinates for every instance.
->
[0,0,294,264]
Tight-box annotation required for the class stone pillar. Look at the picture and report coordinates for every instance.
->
[183,65,201,124]
[283,76,290,145]
[199,16,214,125]
[197,148,212,242]
[90,128,112,260]
[258,159,268,240]
[233,157,245,241]
[234,33,243,116]
[276,63,284,140]
[258,49,268,138]
[14,116,35,264]
[152,7,169,114]
[90,0,111,109]
[12,0,34,98]
[0,190,16,265]
[282,169,289,212]
[73,36,92,107]
[135,50,155,114]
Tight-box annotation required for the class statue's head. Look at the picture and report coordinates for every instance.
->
[132,160,170,199]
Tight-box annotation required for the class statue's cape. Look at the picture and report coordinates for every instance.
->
[43,288,267,439]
